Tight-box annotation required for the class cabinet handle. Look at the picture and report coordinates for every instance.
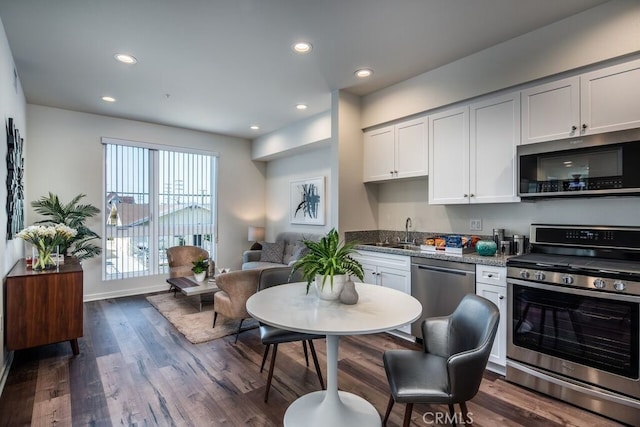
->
[571,125,577,132]
[582,123,588,130]
[487,274,493,278]
[499,295,504,300]
[389,171,394,175]
[470,194,475,197]
[463,194,468,197]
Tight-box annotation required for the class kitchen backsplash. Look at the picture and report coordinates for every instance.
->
[345,230,492,245]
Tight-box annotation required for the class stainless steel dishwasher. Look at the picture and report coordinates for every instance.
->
[410,257,476,338]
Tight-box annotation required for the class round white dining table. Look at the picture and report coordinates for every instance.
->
[246,281,422,427]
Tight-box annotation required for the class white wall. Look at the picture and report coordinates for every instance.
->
[26,105,265,301]
[376,179,640,237]
[362,0,640,128]
[332,90,377,234]
[252,111,331,161]
[265,147,332,239]
[0,15,26,399]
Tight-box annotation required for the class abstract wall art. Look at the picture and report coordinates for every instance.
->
[6,117,24,240]
[290,176,325,225]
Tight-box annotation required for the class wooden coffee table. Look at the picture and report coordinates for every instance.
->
[166,276,219,311]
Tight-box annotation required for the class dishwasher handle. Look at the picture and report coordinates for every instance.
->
[413,264,474,276]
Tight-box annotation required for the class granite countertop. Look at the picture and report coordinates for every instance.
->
[354,244,511,267]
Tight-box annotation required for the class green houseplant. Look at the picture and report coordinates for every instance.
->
[291,228,364,299]
[31,192,101,261]
[191,256,208,282]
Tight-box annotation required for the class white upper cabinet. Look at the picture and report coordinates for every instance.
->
[363,117,427,183]
[429,93,519,205]
[363,125,395,182]
[521,76,580,145]
[522,58,640,144]
[470,92,520,204]
[428,106,469,204]
[581,59,640,135]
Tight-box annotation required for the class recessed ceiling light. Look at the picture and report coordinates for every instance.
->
[296,104,308,110]
[355,68,373,78]
[292,42,312,54]
[114,53,137,64]
[101,96,116,102]
[250,125,260,130]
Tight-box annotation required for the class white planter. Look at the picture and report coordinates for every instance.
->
[314,274,346,301]
[194,271,206,282]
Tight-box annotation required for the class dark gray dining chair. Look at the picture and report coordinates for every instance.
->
[257,267,325,402]
[382,293,499,427]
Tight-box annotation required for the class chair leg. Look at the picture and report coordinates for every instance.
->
[382,395,394,425]
[302,340,310,366]
[260,344,271,373]
[308,340,324,390]
[402,403,413,427]
[234,319,244,343]
[213,312,218,327]
[264,343,279,402]
[448,404,457,427]
[460,401,471,426]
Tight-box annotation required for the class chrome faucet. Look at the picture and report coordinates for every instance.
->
[405,217,412,243]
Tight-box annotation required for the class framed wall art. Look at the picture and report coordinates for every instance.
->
[6,117,24,240]
[290,176,325,225]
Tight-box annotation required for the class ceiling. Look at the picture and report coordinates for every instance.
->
[0,0,610,139]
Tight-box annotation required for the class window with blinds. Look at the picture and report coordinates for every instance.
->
[103,138,217,280]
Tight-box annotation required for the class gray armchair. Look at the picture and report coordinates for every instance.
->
[166,246,209,279]
[382,293,499,427]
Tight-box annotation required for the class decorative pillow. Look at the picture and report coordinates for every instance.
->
[259,241,285,264]
[288,245,309,265]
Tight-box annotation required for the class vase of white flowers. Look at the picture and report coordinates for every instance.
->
[17,224,78,270]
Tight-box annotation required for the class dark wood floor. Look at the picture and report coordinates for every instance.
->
[0,293,625,426]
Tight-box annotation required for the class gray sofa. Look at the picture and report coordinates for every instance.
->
[242,231,321,270]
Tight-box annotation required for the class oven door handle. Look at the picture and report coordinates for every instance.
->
[507,278,640,303]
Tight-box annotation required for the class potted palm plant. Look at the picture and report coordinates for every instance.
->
[30,192,101,261]
[191,256,208,282]
[291,228,364,300]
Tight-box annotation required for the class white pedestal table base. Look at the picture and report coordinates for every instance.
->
[284,334,381,427]
[284,391,381,427]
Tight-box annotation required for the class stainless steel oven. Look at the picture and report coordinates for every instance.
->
[506,225,640,426]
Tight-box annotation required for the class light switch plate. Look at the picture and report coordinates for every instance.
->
[470,219,482,231]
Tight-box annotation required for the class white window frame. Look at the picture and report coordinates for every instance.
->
[101,137,219,280]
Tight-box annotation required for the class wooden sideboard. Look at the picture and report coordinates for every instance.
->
[5,258,83,355]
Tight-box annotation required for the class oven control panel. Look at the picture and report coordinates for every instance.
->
[530,224,640,251]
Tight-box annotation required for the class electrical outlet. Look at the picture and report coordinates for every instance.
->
[470,219,482,231]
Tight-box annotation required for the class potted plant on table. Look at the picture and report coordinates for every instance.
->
[191,256,208,282]
[291,228,364,301]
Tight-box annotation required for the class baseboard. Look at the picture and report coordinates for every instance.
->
[486,360,506,376]
[83,283,169,302]
[0,351,14,398]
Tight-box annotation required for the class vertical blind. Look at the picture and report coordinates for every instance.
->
[103,138,217,280]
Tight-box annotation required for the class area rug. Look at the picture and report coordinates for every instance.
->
[146,293,258,344]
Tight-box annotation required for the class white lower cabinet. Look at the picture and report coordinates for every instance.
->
[353,250,411,334]
[475,264,507,375]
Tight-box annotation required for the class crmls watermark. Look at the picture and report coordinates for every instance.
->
[422,411,473,425]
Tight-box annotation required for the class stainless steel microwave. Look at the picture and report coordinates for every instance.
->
[517,128,640,198]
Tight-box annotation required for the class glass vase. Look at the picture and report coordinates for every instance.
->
[33,246,58,271]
